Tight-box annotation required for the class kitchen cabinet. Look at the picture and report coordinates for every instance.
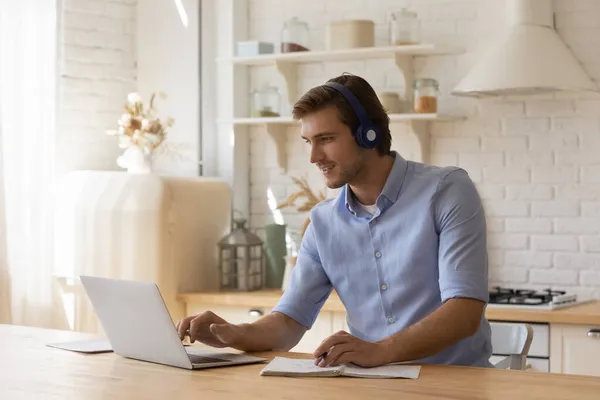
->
[525,358,551,373]
[550,324,600,377]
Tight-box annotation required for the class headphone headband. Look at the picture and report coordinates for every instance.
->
[324,82,369,123]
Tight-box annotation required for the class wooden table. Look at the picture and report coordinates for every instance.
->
[3,324,600,400]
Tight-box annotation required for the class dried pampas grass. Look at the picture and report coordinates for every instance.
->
[276,176,327,237]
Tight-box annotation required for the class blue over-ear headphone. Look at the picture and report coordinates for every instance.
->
[323,82,380,149]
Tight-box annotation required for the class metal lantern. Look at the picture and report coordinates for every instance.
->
[218,219,265,291]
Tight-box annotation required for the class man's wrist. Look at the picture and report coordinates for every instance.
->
[236,323,254,347]
[377,336,399,365]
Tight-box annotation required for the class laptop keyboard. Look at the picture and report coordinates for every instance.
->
[187,353,231,364]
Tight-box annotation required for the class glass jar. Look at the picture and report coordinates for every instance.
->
[251,84,281,117]
[389,8,419,45]
[281,17,310,53]
[378,92,404,113]
[413,78,439,113]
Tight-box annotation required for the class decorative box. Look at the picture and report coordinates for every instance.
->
[236,41,275,57]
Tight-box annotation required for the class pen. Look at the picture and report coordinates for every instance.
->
[316,351,328,365]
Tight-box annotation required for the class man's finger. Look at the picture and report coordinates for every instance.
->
[189,315,212,343]
[319,343,352,367]
[332,351,358,367]
[313,331,351,358]
[177,317,193,340]
[185,312,230,346]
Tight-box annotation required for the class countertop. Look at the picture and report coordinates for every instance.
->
[178,289,600,325]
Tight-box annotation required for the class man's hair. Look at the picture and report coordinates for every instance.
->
[292,74,392,156]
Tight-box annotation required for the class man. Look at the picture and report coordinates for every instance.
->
[176,74,493,368]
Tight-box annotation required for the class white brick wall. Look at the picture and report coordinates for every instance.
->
[57,0,137,175]
[505,251,552,268]
[247,0,600,298]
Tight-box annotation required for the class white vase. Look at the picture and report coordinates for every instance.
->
[117,146,153,174]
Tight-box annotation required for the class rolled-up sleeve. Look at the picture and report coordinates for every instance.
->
[433,168,489,303]
[271,220,332,329]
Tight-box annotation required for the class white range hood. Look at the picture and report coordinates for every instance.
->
[451,0,598,98]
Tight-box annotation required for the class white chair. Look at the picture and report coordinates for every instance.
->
[490,322,534,370]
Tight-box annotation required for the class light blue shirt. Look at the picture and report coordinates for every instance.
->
[272,151,493,367]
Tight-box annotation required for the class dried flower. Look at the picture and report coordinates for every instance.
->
[107,92,174,154]
[276,176,327,237]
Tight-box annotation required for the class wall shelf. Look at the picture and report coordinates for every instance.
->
[220,114,465,171]
[218,44,464,66]
[220,44,464,106]
[222,113,463,126]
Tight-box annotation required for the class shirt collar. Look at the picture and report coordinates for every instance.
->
[344,151,408,215]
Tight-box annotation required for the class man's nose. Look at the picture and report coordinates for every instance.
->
[309,145,323,164]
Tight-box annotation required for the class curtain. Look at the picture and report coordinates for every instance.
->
[0,0,68,329]
[0,91,10,324]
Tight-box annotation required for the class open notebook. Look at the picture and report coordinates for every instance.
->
[259,357,421,379]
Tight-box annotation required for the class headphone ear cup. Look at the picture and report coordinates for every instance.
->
[355,126,378,149]
[354,126,365,147]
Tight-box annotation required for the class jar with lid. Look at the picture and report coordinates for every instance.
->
[251,83,281,117]
[389,8,419,45]
[413,78,439,113]
[281,17,310,53]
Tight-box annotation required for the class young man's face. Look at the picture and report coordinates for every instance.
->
[300,106,366,189]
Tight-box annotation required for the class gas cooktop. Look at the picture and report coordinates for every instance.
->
[487,286,586,310]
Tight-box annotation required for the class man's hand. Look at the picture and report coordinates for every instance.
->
[175,311,245,348]
[176,310,307,353]
[312,330,390,368]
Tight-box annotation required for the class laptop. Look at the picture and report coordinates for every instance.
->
[79,275,267,370]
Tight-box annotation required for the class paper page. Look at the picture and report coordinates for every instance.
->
[259,357,342,377]
[46,339,113,354]
[342,364,421,379]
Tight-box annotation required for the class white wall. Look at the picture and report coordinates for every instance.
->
[245,0,600,298]
[137,0,201,176]
[58,0,201,177]
[58,0,138,175]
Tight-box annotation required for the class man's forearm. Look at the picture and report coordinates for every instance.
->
[236,312,307,352]
[378,298,485,363]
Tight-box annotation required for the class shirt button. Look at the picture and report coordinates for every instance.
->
[381,284,387,291]
[375,251,381,258]
[387,317,395,324]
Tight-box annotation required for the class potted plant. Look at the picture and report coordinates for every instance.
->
[107,92,174,174]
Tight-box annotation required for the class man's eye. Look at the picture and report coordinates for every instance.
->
[320,137,333,143]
